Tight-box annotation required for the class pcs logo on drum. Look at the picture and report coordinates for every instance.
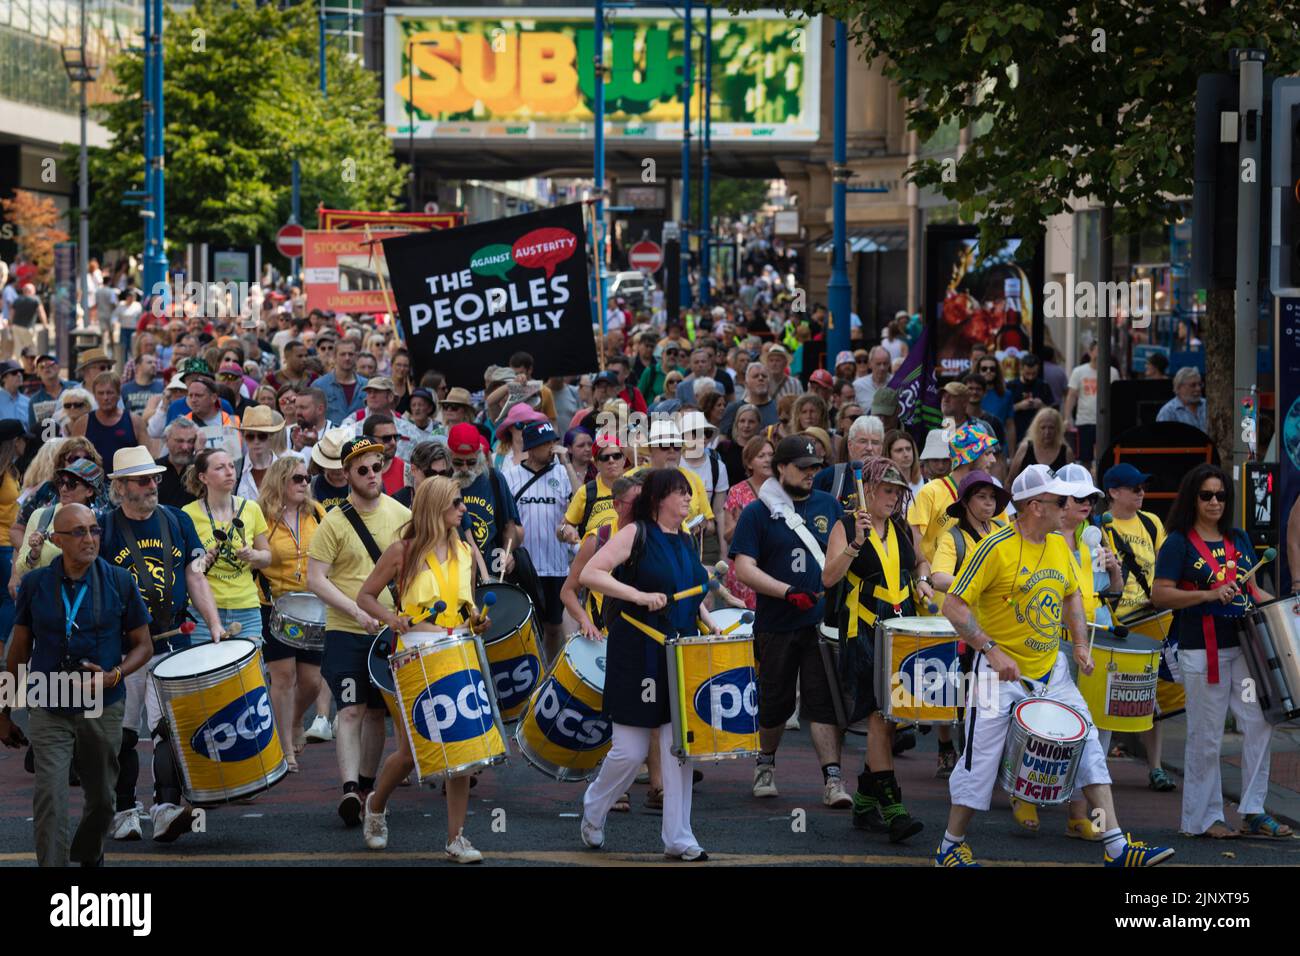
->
[533,682,611,749]
[489,654,541,711]
[413,670,495,743]
[693,667,759,734]
[192,688,275,762]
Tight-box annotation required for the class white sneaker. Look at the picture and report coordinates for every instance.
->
[580,815,605,850]
[363,794,389,850]
[445,830,483,863]
[823,779,852,809]
[152,803,194,843]
[753,764,778,798]
[304,715,333,742]
[785,713,801,731]
[111,803,143,841]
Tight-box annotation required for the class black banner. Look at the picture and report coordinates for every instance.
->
[383,204,599,388]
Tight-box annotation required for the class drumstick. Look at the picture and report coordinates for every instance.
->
[408,600,447,629]
[722,611,754,635]
[672,579,720,601]
[1085,620,1130,639]
[852,460,866,510]
[498,538,514,583]
[152,620,197,641]
[1236,548,1277,588]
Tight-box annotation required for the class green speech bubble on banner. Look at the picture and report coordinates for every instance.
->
[470,243,515,281]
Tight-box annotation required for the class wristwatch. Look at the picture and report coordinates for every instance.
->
[918,575,931,585]
[981,639,998,653]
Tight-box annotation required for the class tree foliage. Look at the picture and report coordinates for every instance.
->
[710,178,772,222]
[85,0,405,256]
[1,190,69,286]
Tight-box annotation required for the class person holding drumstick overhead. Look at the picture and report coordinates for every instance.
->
[356,476,492,862]
[258,457,327,773]
[935,465,1174,867]
[1151,464,1291,839]
[577,468,719,861]
[822,457,933,842]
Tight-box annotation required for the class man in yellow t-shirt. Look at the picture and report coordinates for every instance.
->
[909,422,1001,563]
[935,464,1174,869]
[625,419,714,527]
[307,437,411,828]
[560,433,628,543]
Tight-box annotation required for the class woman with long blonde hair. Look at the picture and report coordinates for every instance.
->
[259,456,327,772]
[1009,406,1071,481]
[12,437,104,547]
[356,476,490,863]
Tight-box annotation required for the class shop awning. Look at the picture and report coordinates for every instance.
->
[812,226,908,254]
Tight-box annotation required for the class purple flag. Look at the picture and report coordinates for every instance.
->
[888,325,942,442]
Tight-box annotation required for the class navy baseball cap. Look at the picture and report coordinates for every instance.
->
[521,420,558,451]
[1102,462,1152,490]
[593,370,620,387]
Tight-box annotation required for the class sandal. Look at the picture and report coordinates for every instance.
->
[1198,821,1240,839]
[1065,816,1102,841]
[1240,813,1293,839]
[285,757,300,773]
[1148,768,1177,792]
[645,787,664,813]
[1010,796,1040,832]
[612,792,631,813]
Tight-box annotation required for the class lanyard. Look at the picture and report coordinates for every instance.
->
[63,581,88,642]
[428,547,460,620]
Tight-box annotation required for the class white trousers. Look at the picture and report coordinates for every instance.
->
[1179,647,1273,833]
[949,652,1111,811]
[582,723,698,854]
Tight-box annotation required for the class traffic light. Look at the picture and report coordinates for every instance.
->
[1271,78,1300,296]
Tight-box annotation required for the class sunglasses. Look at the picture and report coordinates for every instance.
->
[1069,495,1096,505]
[426,467,451,477]
[452,497,464,507]
[56,476,91,491]
[353,464,383,477]
[451,457,477,469]
[375,433,398,443]
[126,474,161,487]
[597,453,623,462]
[1034,496,1067,509]
[1198,490,1228,503]
[244,432,269,441]
[63,401,88,410]
[290,473,310,485]
[53,525,102,539]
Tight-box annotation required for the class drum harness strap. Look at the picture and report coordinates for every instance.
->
[1104,512,1158,601]
[341,502,400,607]
[105,507,176,642]
[1179,530,1260,685]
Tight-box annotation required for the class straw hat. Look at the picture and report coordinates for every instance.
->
[240,405,285,433]
[109,446,166,479]
[75,348,112,374]
[311,426,352,470]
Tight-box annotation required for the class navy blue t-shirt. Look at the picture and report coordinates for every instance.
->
[101,506,204,640]
[813,463,857,512]
[1153,528,1259,650]
[17,557,150,710]
[460,469,521,558]
[729,489,842,632]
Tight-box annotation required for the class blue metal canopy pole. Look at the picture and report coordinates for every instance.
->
[142,0,167,303]
[678,0,693,315]
[594,0,607,336]
[826,18,851,370]
[699,2,711,307]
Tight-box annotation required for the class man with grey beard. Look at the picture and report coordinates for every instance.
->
[157,417,199,508]
[447,423,522,574]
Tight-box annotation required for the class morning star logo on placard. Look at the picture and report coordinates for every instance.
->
[384,204,598,388]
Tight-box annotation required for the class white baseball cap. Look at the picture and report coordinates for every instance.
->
[1054,462,1102,499]
[1011,464,1074,502]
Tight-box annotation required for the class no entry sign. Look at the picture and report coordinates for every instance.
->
[628,239,663,274]
[276,222,305,258]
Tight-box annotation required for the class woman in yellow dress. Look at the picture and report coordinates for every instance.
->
[356,476,490,863]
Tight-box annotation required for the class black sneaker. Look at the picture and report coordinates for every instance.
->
[338,791,364,828]
[891,728,917,756]
[851,793,888,832]
[876,775,924,844]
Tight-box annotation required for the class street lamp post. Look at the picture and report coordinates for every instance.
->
[62,0,98,331]
[827,19,851,367]
[594,0,607,335]
[699,2,711,307]
[679,0,693,314]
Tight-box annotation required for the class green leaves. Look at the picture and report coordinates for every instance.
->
[87,0,404,257]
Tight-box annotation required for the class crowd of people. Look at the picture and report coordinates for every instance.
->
[0,265,1288,869]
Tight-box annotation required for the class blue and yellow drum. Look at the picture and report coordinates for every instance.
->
[666,634,759,760]
[390,631,508,781]
[475,583,544,723]
[151,639,287,806]
[1077,631,1161,732]
[874,616,961,725]
[514,635,612,781]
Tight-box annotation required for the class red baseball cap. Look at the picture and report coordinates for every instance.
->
[448,423,482,456]
[809,368,834,389]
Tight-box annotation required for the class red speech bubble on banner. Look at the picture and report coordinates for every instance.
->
[512,228,579,279]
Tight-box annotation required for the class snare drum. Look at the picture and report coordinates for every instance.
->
[390,631,508,782]
[1242,595,1300,724]
[151,639,287,805]
[817,623,870,735]
[874,616,961,725]
[269,592,327,651]
[514,635,612,781]
[1076,632,1162,732]
[997,698,1087,806]
[474,583,544,723]
[666,633,760,761]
